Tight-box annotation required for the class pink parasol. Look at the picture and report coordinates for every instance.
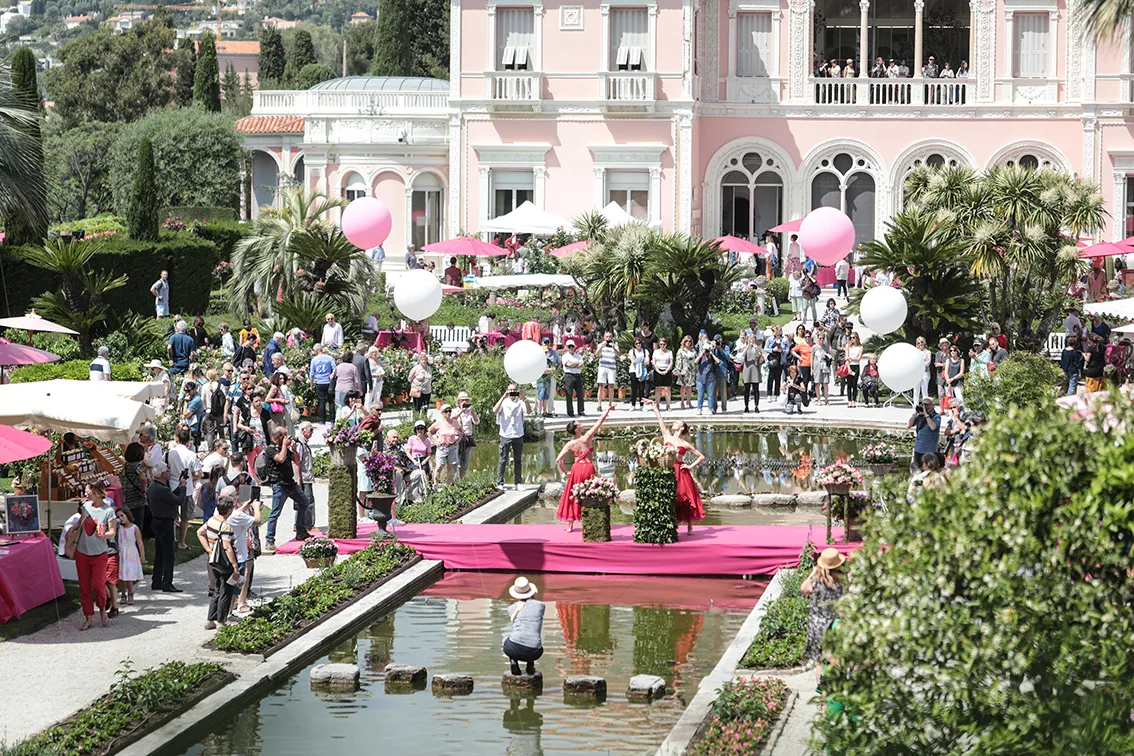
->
[714,235,764,254]
[441,284,465,295]
[0,313,78,336]
[550,240,590,257]
[0,424,52,464]
[768,218,804,233]
[0,343,59,366]
[423,237,509,257]
[1080,241,1131,259]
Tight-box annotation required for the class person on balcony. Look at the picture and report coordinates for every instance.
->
[870,57,887,78]
[922,56,939,78]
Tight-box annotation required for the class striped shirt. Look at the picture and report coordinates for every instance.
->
[598,344,618,371]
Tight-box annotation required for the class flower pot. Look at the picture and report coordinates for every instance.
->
[303,556,336,568]
[366,492,396,531]
[330,444,357,468]
[823,482,852,496]
[846,515,864,543]
[867,463,896,476]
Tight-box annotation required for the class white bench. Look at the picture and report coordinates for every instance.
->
[430,325,473,353]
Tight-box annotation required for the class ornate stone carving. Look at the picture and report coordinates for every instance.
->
[1081,116,1097,183]
[560,4,583,28]
[705,0,719,101]
[788,0,810,100]
[971,0,995,102]
[987,141,1070,172]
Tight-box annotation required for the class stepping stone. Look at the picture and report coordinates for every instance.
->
[563,675,607,702]
[627,674,666,702]
[432,673,474,696]
[794,492,827,509]
[710,494,752,508]
[617,489,636,505]
[501,672,543,694]
[752,493,797,510]
[540,482,564,499]
[310,663,360,691]
[384,664,427,689]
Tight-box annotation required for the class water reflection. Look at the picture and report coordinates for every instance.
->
[503,697,544,756]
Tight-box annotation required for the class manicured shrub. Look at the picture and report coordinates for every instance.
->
[9,360,143,383]
[633,466,677,544]
[327,465,357,540]
[398,471,497,523]
[127,138,160,241]
[161,206,238,223]
[964,351,1061,414]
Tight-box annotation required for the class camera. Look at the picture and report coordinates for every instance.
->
[508,391,519,398]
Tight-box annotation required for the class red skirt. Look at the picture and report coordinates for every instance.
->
[556,458,595,523]
[674,463,705,523]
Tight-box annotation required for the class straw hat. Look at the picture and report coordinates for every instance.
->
[146,359,164,369]
[508,576,538,600]
[817,548,846,570]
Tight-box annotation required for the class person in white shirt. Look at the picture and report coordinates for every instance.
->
[494,384,530,489]
[89,345,111,381]
[201,438,229,477]
[219,323,235,356]
[166,427,202,549]
[219,485,262,616]
[321,312,344,348]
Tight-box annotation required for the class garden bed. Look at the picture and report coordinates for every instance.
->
[397,472,500,524]
[741,548,815,670]
[687,677,790,756]
[5,661,231,756]
[210,537,419,656]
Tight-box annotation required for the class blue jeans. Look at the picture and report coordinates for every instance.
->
[267,481,311,543]
[696,375,717,412]
[1065,371,1078,396]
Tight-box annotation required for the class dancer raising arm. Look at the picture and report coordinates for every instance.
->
[554,405,614,532]
[645,399,706,535]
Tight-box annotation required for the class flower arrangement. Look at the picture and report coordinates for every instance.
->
[162,218,186,231]
[362,450,397,493]
[635,438,676,468]
[298,537,338,560]
[326,420,374,448]
[572,475,618,504]
[860,442,900,464]
[815,461,863,488]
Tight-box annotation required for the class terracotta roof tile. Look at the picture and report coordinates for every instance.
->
[215,40,260,55]
[235,115,305,134]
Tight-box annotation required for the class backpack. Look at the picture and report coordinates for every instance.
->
[253,449,271,483]
[209,383,226,418]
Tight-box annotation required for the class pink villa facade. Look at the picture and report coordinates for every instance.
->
[237,0,1134,268]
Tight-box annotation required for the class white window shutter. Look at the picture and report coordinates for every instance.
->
[610,8,648,71]
[496,8,534,70]
[736,13,771,77]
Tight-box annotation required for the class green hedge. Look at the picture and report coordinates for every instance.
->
[0,232,219,317]
[4,661,225,756]
[9,360,143,383]
[398,471,497,523]
[212,538,416,654]
[741,546,817,668]
[633,466,678,544]
[190,221,246,262]
[162,206,238,223]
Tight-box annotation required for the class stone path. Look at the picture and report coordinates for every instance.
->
[768,670,823,756]
[0,481,327,745]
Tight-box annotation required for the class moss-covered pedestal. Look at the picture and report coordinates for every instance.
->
[328,444,357,540]
[633,467,678,545]
[580,497,612,543]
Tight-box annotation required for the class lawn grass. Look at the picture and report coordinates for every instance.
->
[0,582,81,642]
[141,533,204,576]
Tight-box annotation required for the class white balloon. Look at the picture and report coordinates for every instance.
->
[877,342,925,393]
[393,270,443,322]
[504,340,548,385]
[860,286,908,335]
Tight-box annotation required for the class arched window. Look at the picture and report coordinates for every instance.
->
[411,173,444,249]
[720,151,783,240]
[342,171,367,201]
[292,156,305,188]
[251,151,279,215]
[809,152,875,244]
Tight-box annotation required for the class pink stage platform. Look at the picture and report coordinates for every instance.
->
[279,522,854,576]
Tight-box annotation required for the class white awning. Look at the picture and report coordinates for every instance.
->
[480,201,573,236]
[0,381,157,443]
[471,274,579,290]
[595,200,660,229]
[1084,297,1134,321]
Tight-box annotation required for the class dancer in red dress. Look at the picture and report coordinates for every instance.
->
[555,405,614,531]
[646,400,706,534]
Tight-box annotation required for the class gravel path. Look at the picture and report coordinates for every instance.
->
[0,480,328,745]
[770,670,823,756]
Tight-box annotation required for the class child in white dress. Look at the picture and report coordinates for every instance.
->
[115,509,145,604]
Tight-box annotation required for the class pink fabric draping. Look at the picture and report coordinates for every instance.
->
[374,331,425,352]
[277,523,856,576]
[0,535,65,622]
[482,331,555,348]
[106,485,124,510]
[813,267,858,287]
[521,320,543,342]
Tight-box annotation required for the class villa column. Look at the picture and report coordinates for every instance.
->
[1113,172,1126,242]
[478,166,490,225]
[593,166,606,208]
[858,0,869,78]
[533,166,546,208]
[648,166,662,227]
[913,0,924,77]
[404,180,415,251]
[1004,11,1014,80]
[727,8,737,78]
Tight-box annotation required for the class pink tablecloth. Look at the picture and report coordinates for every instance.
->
[0,535,65,622]
[374,331,425,352]
[814,268,857,287]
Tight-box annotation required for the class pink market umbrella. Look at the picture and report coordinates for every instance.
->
[550,240,590,257]
[0,343,59,366]
[0,313,78,336]
[442,284,465,295]
[1080,241,1131,259]
[423,237,509,257]
[714,235,763,254]
[0,424,52,464]
[768,218,804,233]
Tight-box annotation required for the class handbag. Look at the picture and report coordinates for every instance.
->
[64,510,88,559]
[270,402,284,414]
[836,361,852,378]
[409,388,422,398]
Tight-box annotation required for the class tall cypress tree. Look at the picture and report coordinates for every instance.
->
[372,0,414,76]
[127,138,160,241]
[291,29,316,70]
[8,47,46,243]
[176,36,197,108]
[193,31,221,112]
[259,26,285,85]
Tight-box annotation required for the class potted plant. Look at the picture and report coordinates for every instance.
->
[299,537,338,568]
[860,442,901,476]
[326,421,371,466]
[815,461,862,495]
[821,491,879,542]
[572,475,619,543]
[361,448,398,531]
[636,438,676,469]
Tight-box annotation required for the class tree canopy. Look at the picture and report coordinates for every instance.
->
[259,26,286,85]
[193,31,222,112]
[126,137,159,241]
[373,0,449,78]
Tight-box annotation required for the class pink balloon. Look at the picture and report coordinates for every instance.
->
[797,207,856,266]
[341,196,393,249]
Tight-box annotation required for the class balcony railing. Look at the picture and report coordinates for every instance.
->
[809,78,974,107]
[600,72,656,110]
[484,71,543,110]
[252,89,449,116]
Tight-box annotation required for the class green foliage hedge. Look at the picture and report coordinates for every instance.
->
[51,215,127,236]
[3,661,224,756]
[0,232,220,318]
[689,677,789,756]
[327,465,356,540]
[742,546,816,669]
[965,351,1061,415]
[213,539,416,654]
[190,221,246,262]
[9,360,143,384]
[162,206,238,223]
[398,471,497,523]
[633,466,677,544]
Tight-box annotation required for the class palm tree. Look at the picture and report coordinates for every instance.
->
[0,64,48,245]
[290,224,376,317]
[574,222,654,330]
[572,210,609,242]
[1079,0,1132,40]
[639,233,744,339]
[228,187,348,315]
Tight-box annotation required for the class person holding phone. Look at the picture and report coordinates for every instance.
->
[263,427,313,554]
[223,485,262,616]
[495,384,530,489]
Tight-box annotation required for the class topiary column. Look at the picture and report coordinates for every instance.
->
[633,467,677,545]
[581,500,611,543]
[328,453,357,540]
